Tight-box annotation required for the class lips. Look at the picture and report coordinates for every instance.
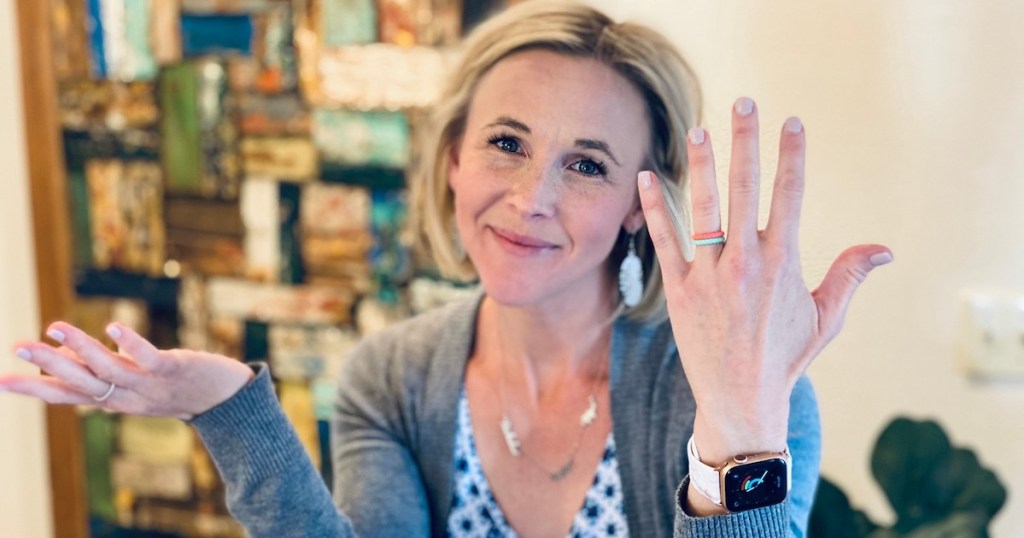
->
[489,226,559,251]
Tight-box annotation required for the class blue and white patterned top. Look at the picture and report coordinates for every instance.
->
[446,391,630,538]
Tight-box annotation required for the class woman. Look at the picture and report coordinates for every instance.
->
[3,2,891,537]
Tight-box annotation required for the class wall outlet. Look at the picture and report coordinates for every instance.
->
[957,290,1024,380]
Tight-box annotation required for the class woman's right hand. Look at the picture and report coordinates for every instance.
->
[636,99,890,514]
[1,321,254,420]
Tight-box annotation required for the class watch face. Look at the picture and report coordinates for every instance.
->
[722,458,788,512]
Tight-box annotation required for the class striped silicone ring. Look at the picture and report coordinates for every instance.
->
[694,236,726,246]
[692,231,725,240]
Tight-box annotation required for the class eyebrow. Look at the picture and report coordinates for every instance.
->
[485,115,622,166]
[486,116,531,134]
[574,138,620,166]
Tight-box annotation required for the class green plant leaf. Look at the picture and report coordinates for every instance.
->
[872,418,953,530]
[934,448,1007,521]
[871,417,1007,535]
[898,511,987,538]
[809,476,877,538]
[866,512,986,538]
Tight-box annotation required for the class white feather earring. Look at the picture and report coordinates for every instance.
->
[619,233,643,308]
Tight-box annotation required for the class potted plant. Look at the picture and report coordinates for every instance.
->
[809,417,1007,537]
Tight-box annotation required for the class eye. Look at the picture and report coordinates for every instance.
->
[570,158,608,177]
[488,135,521,154]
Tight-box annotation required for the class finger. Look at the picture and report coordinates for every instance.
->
[51,344,89,368]
[0,375,97,406]
[726,97,761,246]
[637,170,689,279]
[45,322,138,386]
[106,322,163,371]
[12,343,112,398]
[812,245,894,343]
[686,127,724,260]
[766,117,806,245]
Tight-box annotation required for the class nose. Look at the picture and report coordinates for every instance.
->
[508,163,558,219]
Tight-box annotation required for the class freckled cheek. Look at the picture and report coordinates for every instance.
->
[452,161,517,209]
[563,208,626,254]
[450,163,504,241]
[569,186,636,238]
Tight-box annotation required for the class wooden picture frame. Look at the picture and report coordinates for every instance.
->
[16,0,89,536]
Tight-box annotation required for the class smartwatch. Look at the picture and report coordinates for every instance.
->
[686,435,792,512]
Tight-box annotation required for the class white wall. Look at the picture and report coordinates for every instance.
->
[0,0,55,536]
[587,1,1024,535]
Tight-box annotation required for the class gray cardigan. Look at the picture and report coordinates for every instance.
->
[193,293,820,537]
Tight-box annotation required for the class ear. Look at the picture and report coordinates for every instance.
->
[622,198,646,235]
[448,139,464,189]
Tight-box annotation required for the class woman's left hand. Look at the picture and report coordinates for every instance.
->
[636,98,892,465]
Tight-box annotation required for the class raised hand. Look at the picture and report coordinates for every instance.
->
[637,97,892,465]
[2,322,253,420]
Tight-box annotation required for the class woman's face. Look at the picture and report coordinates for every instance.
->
[448,49,651,308]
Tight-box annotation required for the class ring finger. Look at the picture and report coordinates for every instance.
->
[0,376,98,406]
[686,126,724,261]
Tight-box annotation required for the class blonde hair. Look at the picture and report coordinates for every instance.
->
[409,0,701,322]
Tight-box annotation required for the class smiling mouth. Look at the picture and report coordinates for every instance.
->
[489,227,559,251]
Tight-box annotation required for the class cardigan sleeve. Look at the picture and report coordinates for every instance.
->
[785,374,822,536]
[671,374,820,537]
[331,336,434,537]
[190,363,358,538]
[673,478,790,537]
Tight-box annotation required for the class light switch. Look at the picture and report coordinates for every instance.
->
[958,290,1024,380]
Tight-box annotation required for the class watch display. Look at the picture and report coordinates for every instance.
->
[721,457,789,512]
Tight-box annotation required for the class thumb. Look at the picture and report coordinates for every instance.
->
[106,322,162,371]
[812,244,893,342]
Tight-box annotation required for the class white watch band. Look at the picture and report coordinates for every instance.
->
[687,435,724,505]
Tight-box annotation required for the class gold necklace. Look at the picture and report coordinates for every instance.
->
[496,344,605,482]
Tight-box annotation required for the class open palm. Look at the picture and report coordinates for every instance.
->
[3,322,252,420]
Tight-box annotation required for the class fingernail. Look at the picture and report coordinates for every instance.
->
[638,171,653,189]
[735,97,754,117]
[106,324,122,340]
[784,117,803,134]
[47,329,66,343]
[687,127,705,145]
[870,252,894,266]
[15,348,31,361]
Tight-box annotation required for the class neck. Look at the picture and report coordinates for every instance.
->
[479,283,616,401]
